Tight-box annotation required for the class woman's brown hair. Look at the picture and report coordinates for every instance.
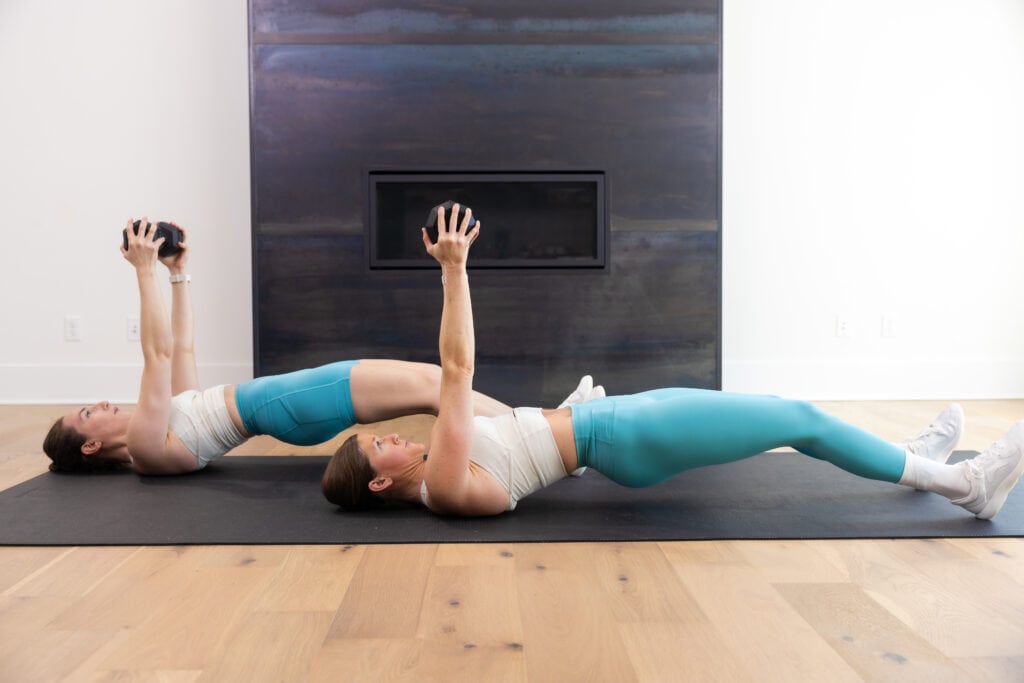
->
[321,434,386,510]
[42,417,129,474]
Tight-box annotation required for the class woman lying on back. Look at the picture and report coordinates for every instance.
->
[44,218,593,475]
[321,204,1024,520]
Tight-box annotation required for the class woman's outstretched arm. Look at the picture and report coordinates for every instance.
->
[122,219,196,474]
[419,204,506,515]
[160,222,199,395]
[122,219,174,463]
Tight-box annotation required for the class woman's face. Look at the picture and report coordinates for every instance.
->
[358,433,426,476]
[63,401,129,454]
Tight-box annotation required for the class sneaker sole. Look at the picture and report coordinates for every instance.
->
[976,424,1024,520]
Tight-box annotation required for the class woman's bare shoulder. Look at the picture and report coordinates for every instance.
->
[131,433,199,475]
[425,466,510,517]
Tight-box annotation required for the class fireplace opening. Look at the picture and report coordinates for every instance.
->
[369,171,606,269]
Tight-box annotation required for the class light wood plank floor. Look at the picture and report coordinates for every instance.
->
[2,400,1023,682]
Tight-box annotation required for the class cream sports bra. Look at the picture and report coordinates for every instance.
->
[168,386,247,469]
[419,408,568,511]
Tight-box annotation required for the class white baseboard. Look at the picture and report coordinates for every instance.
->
[723,358,1024,401]
[0,363,254,404]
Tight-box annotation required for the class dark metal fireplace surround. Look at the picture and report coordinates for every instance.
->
[250,1,722,406]
[369,172,606,269]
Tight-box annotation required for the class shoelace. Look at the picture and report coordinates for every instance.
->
[918,420,945,440]
[907,415,953,447]
[977,439,1007,467]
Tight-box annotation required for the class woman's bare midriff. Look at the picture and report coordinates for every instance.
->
[223,385,251,438]
[542,407,578,474]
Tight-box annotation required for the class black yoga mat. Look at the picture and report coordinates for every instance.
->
[1,451,1020,546]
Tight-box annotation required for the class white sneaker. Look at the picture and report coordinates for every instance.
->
[902,403,964,464]
[558,375,593,409]
[951,421,1024,520]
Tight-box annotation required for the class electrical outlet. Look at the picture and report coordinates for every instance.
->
[881,314,897,338]
[834,315,851,338]
[127,317,141,341]
[64,315,82,341]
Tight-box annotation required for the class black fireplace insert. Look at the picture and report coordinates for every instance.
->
[369,171,607,269]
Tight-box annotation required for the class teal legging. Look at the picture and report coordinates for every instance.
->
[571,389,907,487]
[233,360,359,446]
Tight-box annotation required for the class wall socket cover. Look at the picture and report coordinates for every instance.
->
[834,315,851,338]
[64,315,82,341]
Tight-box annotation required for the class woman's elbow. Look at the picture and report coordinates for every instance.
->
[141,344,174,364]
[442,362,475,383]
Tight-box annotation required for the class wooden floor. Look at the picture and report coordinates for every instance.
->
[1,400,1023,682]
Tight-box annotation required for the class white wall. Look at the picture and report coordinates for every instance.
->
[723,0,1024,399]
[0,1,253,403]
[1,1,1021,404]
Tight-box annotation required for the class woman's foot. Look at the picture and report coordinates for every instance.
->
[559,375,594,409]
[903,403,964,464]
[952,421,1024,520]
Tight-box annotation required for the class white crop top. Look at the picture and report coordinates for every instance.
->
[420,407,568,511]
[168,386,247,469]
